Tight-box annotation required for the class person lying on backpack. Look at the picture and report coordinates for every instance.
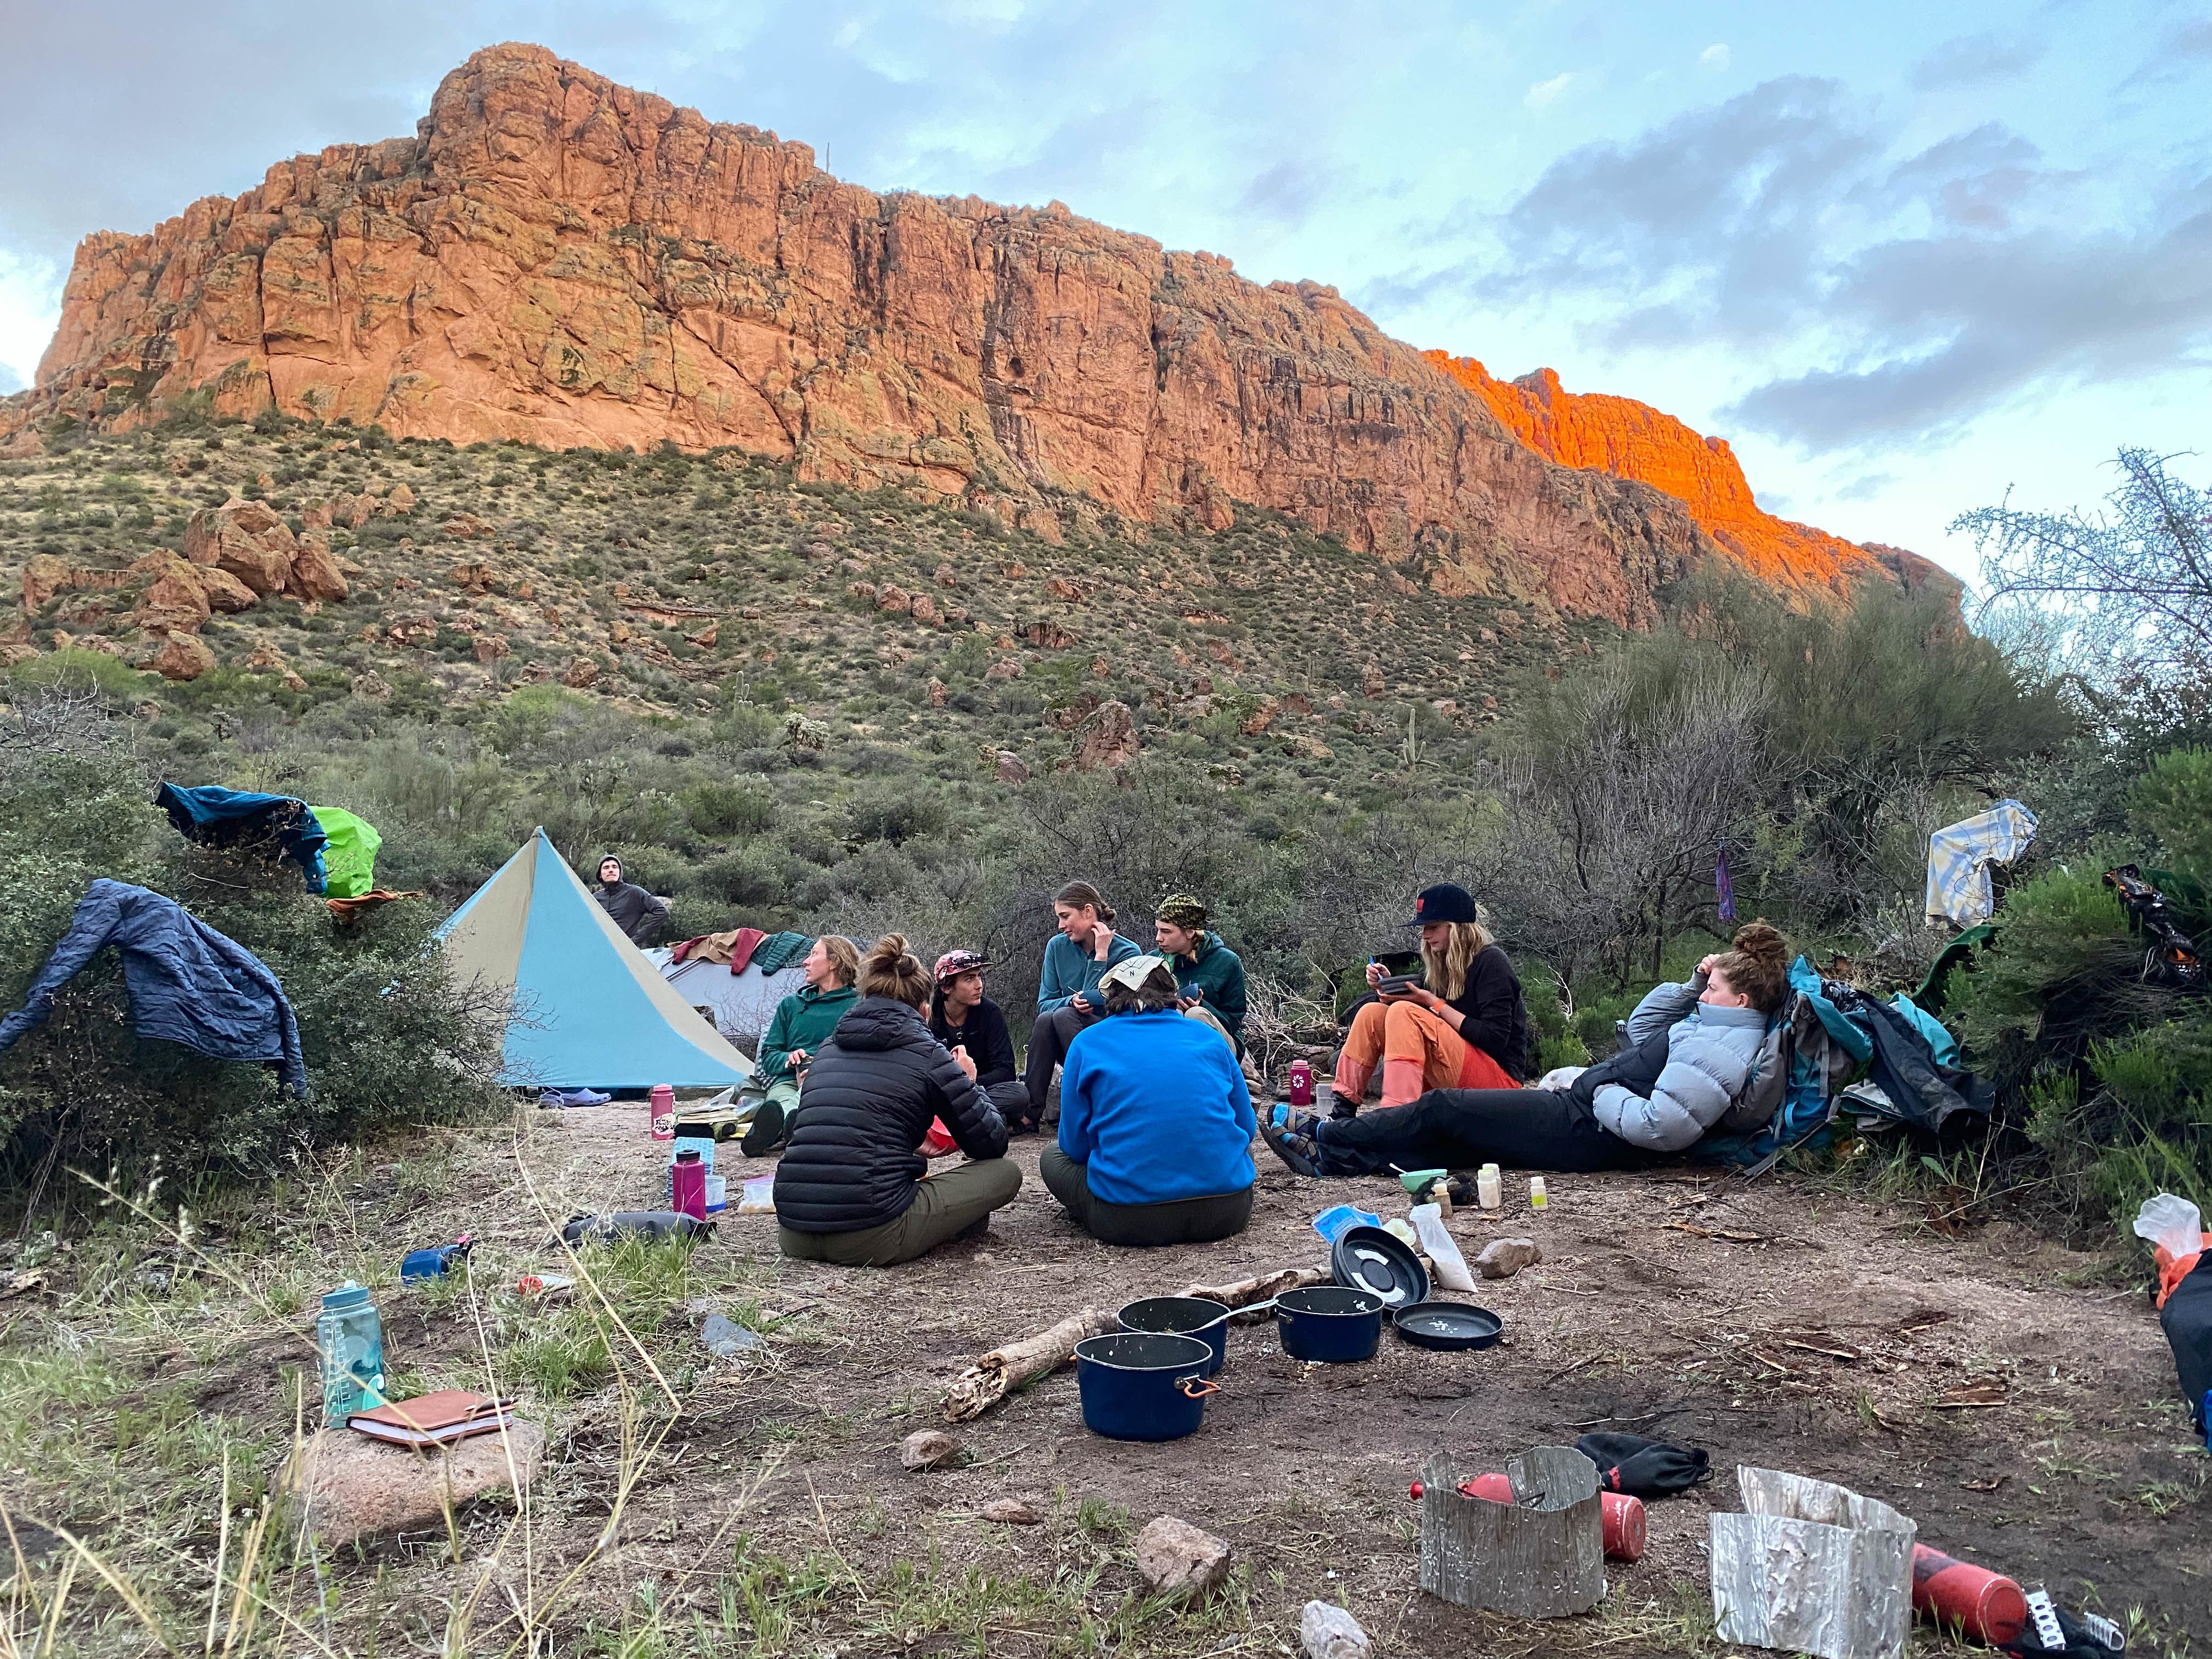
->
[1265,922,1790,1177]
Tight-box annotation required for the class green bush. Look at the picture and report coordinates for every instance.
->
[0,694,506,1180]
[684,781,775,838]
[2128,747,2212,872]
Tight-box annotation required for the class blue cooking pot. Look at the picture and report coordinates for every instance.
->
[1274,1285,1385,1362]
[1074,1333,1220,1441]
[1117,1296,1231,1376]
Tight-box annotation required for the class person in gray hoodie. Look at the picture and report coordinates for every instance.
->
[1263,922,1791,1177]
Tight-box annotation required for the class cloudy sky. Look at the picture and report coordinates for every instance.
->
[4,0,2208,577]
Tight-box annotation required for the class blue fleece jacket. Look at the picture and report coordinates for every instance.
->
[1058,1009,1256,1205]
[1035,930,1143,1015]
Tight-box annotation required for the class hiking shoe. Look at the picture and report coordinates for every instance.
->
[740,1097,787,1159]
[1261,1118,1325,1178]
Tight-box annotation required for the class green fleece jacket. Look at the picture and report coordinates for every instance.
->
[757,983,858,1082]
[1171,932,1248,1055]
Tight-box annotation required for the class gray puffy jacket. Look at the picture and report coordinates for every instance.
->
[1590,972,1775,1152]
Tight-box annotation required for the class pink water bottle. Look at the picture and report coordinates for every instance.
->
[1288,1060,1313,1109]
[671,1149,707,1220]
[649,1082,675,1142]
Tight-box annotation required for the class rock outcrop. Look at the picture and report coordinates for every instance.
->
[1426,355,1944,597]
[0,44,1937,626]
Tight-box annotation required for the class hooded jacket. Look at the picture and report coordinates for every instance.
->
[771,996,1008,1233]
[1169,932,1249,1055]
[1587,972,1774,1152]
[592,855,669,945]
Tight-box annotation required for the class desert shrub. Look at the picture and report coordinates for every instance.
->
[2128,747,2212,873]
[0,694,505,1182]
[847,784,948,847]
[684,780,774,838]
[691,844,788,907]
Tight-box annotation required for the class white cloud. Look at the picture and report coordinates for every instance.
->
[1699,43,1730,72]
[0,249,63,393]
[1524,72,1574,109]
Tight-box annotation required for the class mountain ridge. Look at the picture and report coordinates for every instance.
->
[0,41,1937,624]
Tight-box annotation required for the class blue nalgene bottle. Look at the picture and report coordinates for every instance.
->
[317,1282,386,1424]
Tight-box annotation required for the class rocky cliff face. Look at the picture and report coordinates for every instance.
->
[1426,354,1944,597]
[3,43,1928,625]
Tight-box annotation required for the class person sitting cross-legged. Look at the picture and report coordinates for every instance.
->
[741,934,859,1156]
[1041,955,1257,1247]
[1017,880,1142,1132]
[928,948,1030,1126]
[1266,922,1791,1178]
[774,934,1020,1267]
[1329,882,1530,1115]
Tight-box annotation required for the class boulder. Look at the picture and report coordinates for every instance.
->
[21,554,74,610]
[473,633,511,664]
[984,658,1024,681]
[385,482,416,515]
[287,534,352,602]
[562,657,600,689]
[981,1496,1043,1525]
[1073,700,1139,771]
[276,1425,544,1549]
[1240,697,1282,737]
[1361,661,1386,698]
[1133,1516,1232,1598]
[927,677,948,708]
[151,633,217,681]
[877,584,913,616]
[442,512,498,539]
[184,500,297,596]
[993,750,1030,784]
[910,593,941,627]
[136,563,212,635]
[352,672,393,702]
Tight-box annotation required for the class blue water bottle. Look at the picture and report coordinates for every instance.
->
[317,1282,386,1424]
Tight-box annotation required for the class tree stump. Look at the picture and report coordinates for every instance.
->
[1419,1448,1605,1617]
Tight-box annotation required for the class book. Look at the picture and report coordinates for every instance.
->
[347,1390,516,1448]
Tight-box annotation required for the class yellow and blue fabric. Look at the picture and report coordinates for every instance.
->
[1924,799,2038,927]
[156,783,328,893]
[436,829,752,1090]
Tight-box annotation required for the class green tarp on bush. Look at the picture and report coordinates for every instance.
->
[311,805,381,900]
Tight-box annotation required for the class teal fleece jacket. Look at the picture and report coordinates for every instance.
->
[1035,930,1142,1015]
[1170,931,1248,1054]
[757,983,858,1082]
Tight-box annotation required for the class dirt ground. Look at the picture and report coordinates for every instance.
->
[427,1100,2208,1656]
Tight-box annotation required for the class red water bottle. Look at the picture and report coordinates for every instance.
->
[650,1082,675,1142]
[1411,1476,1646,1562]
[671,1149,707,1221]
[1910,1543,2027,1643]
[1288,1060,1313,1109]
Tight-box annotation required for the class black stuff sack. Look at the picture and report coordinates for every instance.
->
[2161,1250,2212,1427]
[1574,1432,1712,1496]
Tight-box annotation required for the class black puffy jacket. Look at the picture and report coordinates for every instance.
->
[771,996,1008,1233]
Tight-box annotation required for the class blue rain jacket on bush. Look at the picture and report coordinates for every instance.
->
[0,879,306,1093]
[156,782,329,894]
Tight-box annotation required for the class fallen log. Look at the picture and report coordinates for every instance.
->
[943,1306,1116,1422]
[1176,1263,1329,1319]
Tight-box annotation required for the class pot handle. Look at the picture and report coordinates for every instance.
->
[1176,1376,1220,1400]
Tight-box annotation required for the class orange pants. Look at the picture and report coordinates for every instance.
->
[1333,1000,1517,1110]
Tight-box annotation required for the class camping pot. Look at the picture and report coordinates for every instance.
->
[1274,1285,1385,1363]
[1116,1296,1231,1376]
[1073,1333,1220,1441]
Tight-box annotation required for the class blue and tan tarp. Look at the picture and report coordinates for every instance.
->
[436,829,752,1090]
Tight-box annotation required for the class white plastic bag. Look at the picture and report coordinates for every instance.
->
[1410,1202,1476,1293]
[2132,1193,2205,1257]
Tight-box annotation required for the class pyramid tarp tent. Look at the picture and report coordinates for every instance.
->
[437,830,752,1089]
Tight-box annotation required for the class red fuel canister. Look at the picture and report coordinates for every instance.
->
[1911,1543,2028,1644]
[1409,1475,1646,1562]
